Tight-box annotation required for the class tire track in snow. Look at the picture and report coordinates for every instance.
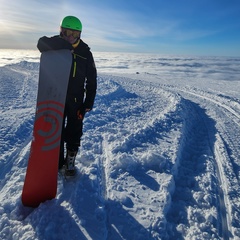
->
[163,84,240,238]
[166,98,227,239]
[176,87,240,237]
[213,134,232,240]
[180,88,240,127]
[195,106,231,240]
[175,87,240,168]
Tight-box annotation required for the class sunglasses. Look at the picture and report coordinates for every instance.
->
[62,28,80,38]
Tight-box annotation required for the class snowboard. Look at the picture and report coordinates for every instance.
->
[22,49,72,207]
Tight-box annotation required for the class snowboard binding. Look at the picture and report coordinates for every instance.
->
[65,150,77,176]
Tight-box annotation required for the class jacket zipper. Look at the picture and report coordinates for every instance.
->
[73,54,77,77]
[72,53,87,78]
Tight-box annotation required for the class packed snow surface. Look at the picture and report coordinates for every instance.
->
[0,49,240,239]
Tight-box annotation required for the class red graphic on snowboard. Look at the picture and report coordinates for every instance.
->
[35,100,64,151]
[22,101,64,207]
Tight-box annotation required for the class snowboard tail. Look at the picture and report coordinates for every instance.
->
[22,50,72,207]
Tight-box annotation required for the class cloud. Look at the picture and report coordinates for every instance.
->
[1,0,239,55]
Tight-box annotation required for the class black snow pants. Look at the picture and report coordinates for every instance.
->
[59,95,85,162]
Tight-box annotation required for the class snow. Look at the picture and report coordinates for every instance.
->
[0,49,240,239]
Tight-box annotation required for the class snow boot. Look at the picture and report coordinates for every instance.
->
[65,150,77,176]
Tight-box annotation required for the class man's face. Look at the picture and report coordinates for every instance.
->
[61,28,81,44]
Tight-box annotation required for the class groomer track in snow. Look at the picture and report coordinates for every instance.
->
[0,52,240,239]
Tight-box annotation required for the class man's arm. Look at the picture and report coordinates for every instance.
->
[37,36,73,52]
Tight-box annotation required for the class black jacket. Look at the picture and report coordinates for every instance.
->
[37,35,97,110]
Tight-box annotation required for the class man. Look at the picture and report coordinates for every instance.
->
[37,16,97,176]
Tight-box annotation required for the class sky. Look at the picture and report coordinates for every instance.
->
[0,0,240,56]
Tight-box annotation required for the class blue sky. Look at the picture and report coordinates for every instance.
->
[0,0,240,56]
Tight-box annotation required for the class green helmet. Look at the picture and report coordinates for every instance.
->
[60,16,82,31]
